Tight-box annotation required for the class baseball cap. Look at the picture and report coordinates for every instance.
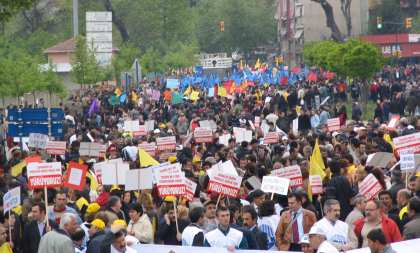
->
[299,234,310,244]
[308,225,326,237]
[86,203,101,215]
[111,219,127,233]
[90,219,106,230]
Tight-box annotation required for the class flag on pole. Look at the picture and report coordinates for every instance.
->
[139,149,159,167]
[308,139,326,200]
[88,99,99,116]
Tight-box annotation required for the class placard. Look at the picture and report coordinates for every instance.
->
[327,118,341,132]
[233,127,253,143]
[393,132,420,154]
[366,152,394,168]
[261,176,289,195]
[3,187,20,214]
[45,141,67,155]
[133,125,147,137]
[124,120,140,132]
[359,174,383,200]
[156,136,176,151]
[199,120,217,131]
[93,158,123,184]
[400,149,415,171]
[145,120,155,132]
[138,142,157,156]
[154,163,185,196]
[63,162,88,191]
[219,134,231,147]
[292,118,299,135]
[166,79,180,89]
[79,142,107,157]
[387,115,400,130]
[125,169,154,191]
[309,175,323,194]
[271,165,303,187]
[28,133,48,149]
[101,160,129,185]
[208,172,242,198]
[194,127,213,143]
[184,178,197,201]
[27,162,62,189]
[263,132,279,145]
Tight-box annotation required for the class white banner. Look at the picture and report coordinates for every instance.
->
[261,176,289,195]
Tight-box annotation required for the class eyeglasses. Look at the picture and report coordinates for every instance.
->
[365,208,377,212]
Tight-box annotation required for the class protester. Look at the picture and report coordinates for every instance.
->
[308,225,339,253]
[242,205,268,250]
[127,203,153,244]
[299,234,314,253]
[181,207,205,246]
[275,192,317,251]
[256,200,278,250]
[353,200,402,247]
[345,195,366,231]
[38,213,79,253]
[86,219,107,253]
[204,206,248,250]
[367,228,397,253]
[402,197,420,240]
[157,203,188,245]
[22,203,57,253]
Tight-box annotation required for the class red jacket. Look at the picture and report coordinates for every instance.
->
[353,214,401,247]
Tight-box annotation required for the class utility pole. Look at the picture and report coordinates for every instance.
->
[73,0,79,37]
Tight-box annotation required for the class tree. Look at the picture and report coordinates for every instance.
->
[340,0,352,37]
[111,43,142,81]
[163,42,199,70]
[140,48,165,74]
[71,36,102,88]
[310,0,344,41]
[0,0,36,23]
[40,64,66,105]
[196,0,276,55]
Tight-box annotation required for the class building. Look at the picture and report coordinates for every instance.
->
[42,38,118,89]
[360,33,420,58]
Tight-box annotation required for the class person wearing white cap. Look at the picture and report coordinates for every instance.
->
[308,225,339,253]
[299,234,314,253]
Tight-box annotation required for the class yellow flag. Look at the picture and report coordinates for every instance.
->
[255,58,261,69]
[139,148,159,167]
[11,161,27,177]
[87,170,99,192]
[115,88,122,97]
[218,86,227,97]
[183,86,192,96]
[309,139,326,179]
[383,133,395,152]
[190,91,200,101]
[132,91,139,103]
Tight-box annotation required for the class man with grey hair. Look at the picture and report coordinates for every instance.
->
[312,199,357,251]
[38,213,79,253]
[345,195,367,230]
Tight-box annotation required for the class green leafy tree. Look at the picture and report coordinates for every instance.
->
[0,0,36,23]
[140,48,165,74]
[163,42,199,70]
[111,43,142,82]
[196,0,276,55]
[71,36,102,88]
[40,64,66,105]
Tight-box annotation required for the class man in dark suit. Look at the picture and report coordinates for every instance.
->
[22,202,57,253]
[242,205,268,250]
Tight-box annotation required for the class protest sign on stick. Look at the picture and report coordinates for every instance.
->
[359,174,383,200]
[125,169,154,191]
[3,186,20,245]
[45,141,66,155]
[208,172,242,198]
[194,127,213,143]
[271,165,303,188]
[154,163,186,197]
[393,132,420,155]
[28,133,48,149]
[309,175,323,195]
[327,118,341,132]
[261,176,290,199]
[63,162,88,191]
[27,162,62,189]
[156,136,177,151]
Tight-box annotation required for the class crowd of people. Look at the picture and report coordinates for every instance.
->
[0,63,419,253]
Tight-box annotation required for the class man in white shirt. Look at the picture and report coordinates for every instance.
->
[314,199,357,251]
[308,225,339,253]
[182,207,205,246]
[204,206,248,250]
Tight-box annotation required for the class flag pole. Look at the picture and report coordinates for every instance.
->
[216,194,222,208]
[44,186,50,228]
[173,198,179,234]
[8,210,12,245]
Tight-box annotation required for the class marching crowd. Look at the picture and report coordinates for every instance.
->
[0,63,419,253]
